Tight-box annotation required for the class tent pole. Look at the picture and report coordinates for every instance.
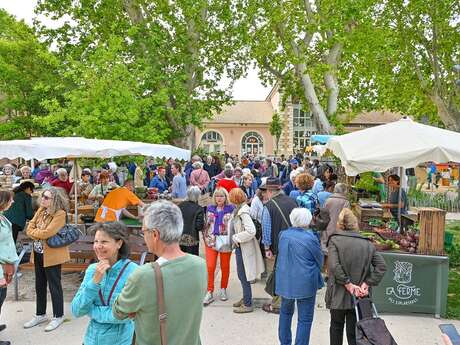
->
[398,166,403,232]
[74,159,78,224]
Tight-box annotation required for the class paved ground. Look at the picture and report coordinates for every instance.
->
[2,259,460,345]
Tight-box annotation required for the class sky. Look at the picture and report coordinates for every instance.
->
[0,0,272,101]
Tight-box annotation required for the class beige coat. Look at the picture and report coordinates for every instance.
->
[232,204,264,281]
[26,207,70,267]
[322,194,350,253]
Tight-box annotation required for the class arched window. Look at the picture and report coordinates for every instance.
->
[241,131,264,155]
[200,131,223,153]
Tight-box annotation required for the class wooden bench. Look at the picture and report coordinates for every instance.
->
[14,235,153,301]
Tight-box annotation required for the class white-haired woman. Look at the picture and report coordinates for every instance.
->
[24,187,70,332]
[16,165,33,183]
[283,168,301,196]
[276,208,324,345]
[178,187,205,255]
[190,161,210,193]
[50,168,73,194]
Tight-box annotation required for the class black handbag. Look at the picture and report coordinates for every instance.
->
[47,216,82,248]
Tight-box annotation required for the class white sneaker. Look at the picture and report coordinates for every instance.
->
[23,315,48,329]
[220,289,228,301]
[203,291,214,306]
[44,317,64,332]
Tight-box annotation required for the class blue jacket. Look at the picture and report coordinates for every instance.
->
[283,180,296,196]
[72,259,138,345]
[276,227,324,299]
[149,175,169,192]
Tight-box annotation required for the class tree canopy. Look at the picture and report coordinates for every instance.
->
[0,0,458,145]
[241,0,459,132]
[0,9,63,139]
[32,0,249,145]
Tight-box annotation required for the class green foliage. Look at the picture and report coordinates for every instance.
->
[37,36,170,142]
[33,0,248,145]
[408,189,460,212]
[0,9,64,139]
[343,0,460,129]
[244,0,459,130]
[269,112,283,153]
[447,269,460,319]
[355,172,379,193]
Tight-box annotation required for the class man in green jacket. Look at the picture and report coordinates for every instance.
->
[113,201,207,345]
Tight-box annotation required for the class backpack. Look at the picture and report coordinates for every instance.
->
[296,191,319,215]
[297,191,330,231]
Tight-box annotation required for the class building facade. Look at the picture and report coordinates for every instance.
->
[195,85,320,156]
[195,85,401,156]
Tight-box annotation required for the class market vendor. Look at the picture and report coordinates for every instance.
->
[88,170,118,205]
[149,166,169,192]
[94,179,145,223]
[69,170,93,205]
[381,174,408,221]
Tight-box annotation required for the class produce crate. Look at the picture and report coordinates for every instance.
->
[355,205,384,230]
[417,207,446,256]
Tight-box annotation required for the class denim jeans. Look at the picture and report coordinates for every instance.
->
[279,295,316,345]
[235,247,252,306]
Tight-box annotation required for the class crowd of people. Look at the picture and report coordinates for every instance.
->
[0,152,394,345]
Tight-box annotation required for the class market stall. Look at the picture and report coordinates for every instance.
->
[0,136,191,222]
[326,117,460,317]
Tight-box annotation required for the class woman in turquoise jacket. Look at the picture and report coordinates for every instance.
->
[72,222,138,345]
[0,190,19,345]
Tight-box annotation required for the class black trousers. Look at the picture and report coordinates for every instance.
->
[330,309,357,345]
[0,287,6,315]
[34,253,64,317]
[12,223,23,244]
[180,244,199,256]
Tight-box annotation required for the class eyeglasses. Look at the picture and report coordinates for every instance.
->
[42,195,51,200]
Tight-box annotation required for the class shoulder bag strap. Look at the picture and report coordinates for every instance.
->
[98,260,131,306]
[153,262,168,345]
[270,199,291,228]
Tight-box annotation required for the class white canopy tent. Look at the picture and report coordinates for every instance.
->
[326,117,460,176]
[0,137,191,161]
[0,137,191,222]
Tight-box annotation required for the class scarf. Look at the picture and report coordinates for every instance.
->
[209,204,234,235]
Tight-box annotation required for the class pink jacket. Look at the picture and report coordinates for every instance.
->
[190,169,210,191]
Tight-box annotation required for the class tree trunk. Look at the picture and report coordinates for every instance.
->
[429,93,460,131]
[324,42,342,117]
[296,63,332,133]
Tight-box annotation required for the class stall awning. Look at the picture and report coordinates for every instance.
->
[0,137,191,161]
[326,117,460,176]
[311,134,334,144]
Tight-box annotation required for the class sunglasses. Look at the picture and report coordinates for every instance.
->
[42,194,51,200]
